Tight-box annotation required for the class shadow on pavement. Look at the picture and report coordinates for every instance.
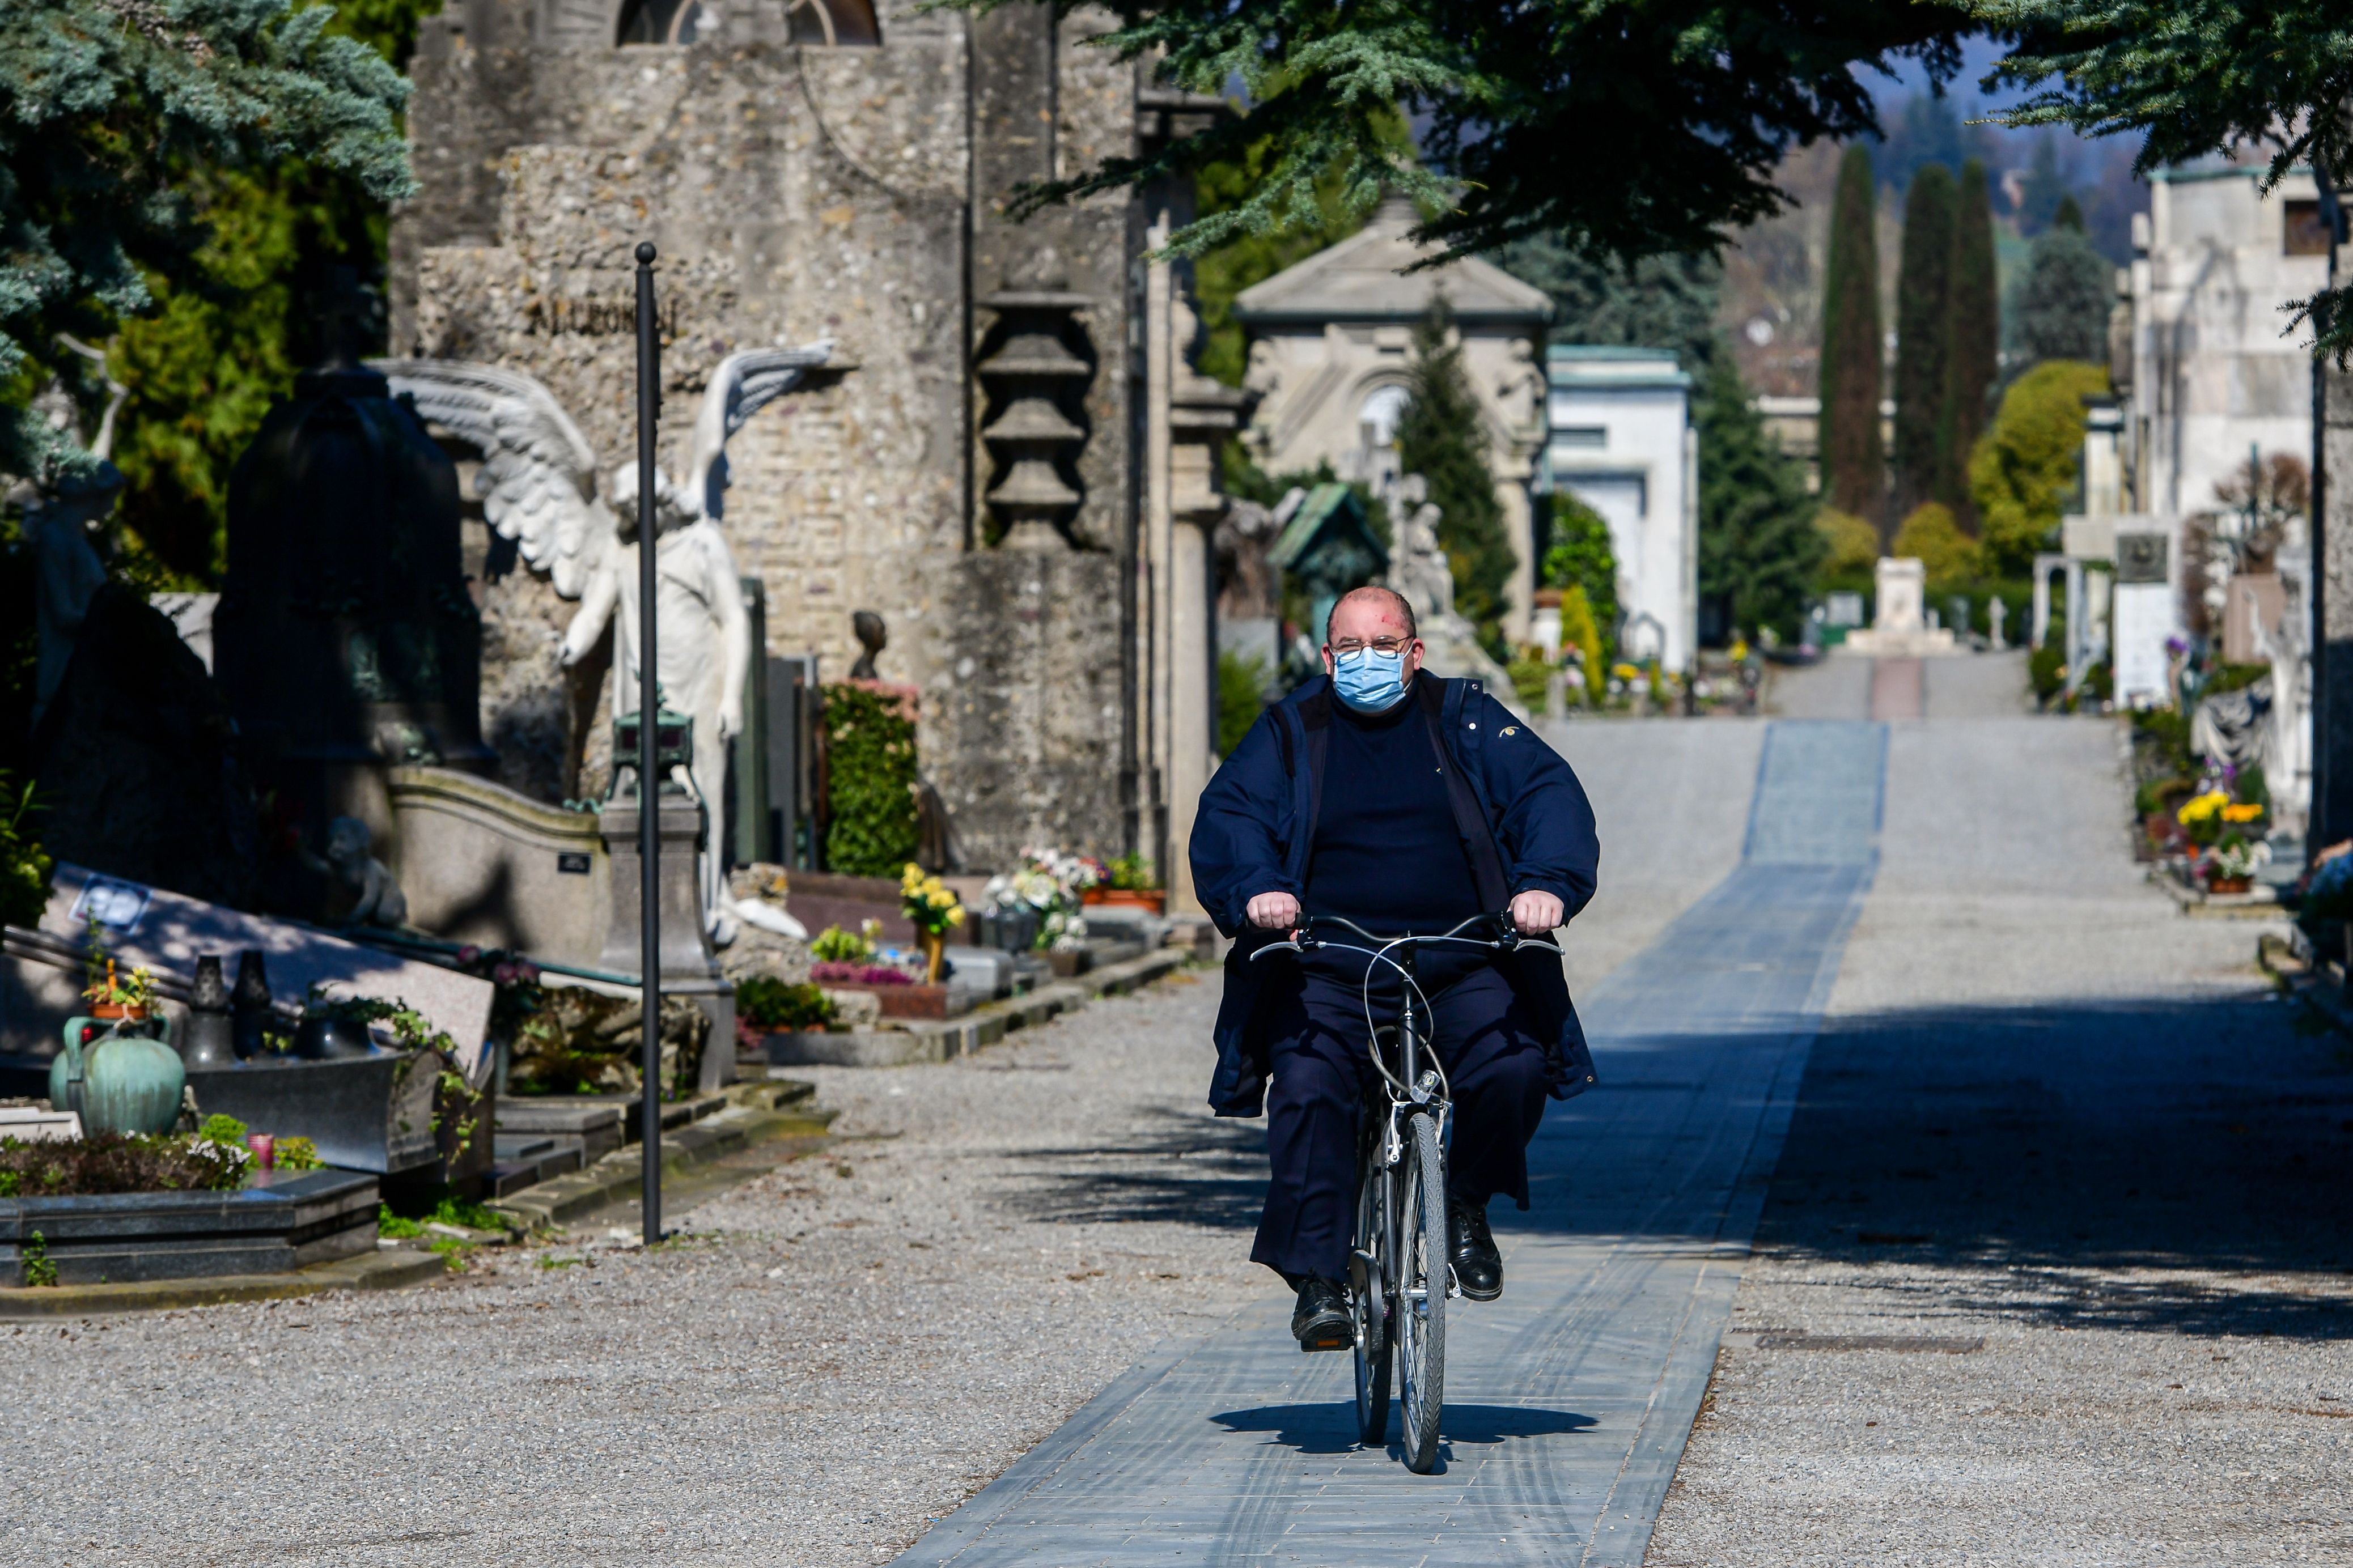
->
[1747,993,2353,1340]
[1210,1401,1596,1455]
[993,1106,1268,1230]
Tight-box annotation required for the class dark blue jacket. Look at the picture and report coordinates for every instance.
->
[1190,672,1601,1117]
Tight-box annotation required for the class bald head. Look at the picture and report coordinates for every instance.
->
[1324,585,1417,645]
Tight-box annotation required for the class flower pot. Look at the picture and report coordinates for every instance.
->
[50,1019,186,1137]
[2207,876,2254,895]
[1082,888,1166,915]
[920,930,946,984]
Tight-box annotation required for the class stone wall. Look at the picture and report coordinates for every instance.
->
[389,1,1142,865]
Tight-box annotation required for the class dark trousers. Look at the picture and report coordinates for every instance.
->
[1249,958,1551,1282]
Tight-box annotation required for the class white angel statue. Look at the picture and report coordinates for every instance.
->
[375,344,830,946]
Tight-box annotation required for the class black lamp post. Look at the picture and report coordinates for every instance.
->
[634,240,663,1246]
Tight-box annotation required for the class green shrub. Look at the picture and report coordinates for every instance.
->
[1506,655,1551,704]
[1542,494,1620,640]
[0,771,52,930]
[197,1114,248,1148]
[1217,649,1269,757]
[2029,643,2066,704]
[1815,508,1879,583]
[1971,360,2109,578]
[821,684,918,877]
[1890,503,1981,584]
[737,977,837,1032]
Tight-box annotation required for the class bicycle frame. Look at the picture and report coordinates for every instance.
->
[1253,909,1520,1469]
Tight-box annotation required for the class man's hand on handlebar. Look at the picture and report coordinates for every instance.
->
[1247,891,1301,932]
[1510,889,1565,936]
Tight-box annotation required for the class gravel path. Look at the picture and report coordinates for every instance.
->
[1647,669,2353,1566]
[1,975,1277,1567]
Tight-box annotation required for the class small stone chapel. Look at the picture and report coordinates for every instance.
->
[391,0,1234,887]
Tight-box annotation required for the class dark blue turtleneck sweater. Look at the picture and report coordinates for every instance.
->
[1300,682,1483,936]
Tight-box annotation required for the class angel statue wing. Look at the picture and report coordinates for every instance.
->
[688,341,836,521]
[372,358,617,599]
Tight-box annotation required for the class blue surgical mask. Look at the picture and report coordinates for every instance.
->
[1332,648,1409,712]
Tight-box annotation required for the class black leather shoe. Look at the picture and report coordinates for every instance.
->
[1449,1197,1503,1301]
[1291,1274,1351,1352]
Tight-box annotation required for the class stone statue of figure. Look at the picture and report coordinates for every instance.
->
[1384,474,1459,623]
[374,342,832,946]
[307,815,409,927]
[19,334,130,731]
[849,610,887,679]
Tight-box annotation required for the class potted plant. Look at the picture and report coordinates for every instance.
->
[55,924,182,1136]
[1082,853,1165,915]
[900,864,966,982]
[2204,832,2269,896]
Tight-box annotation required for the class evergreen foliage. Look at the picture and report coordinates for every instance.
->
[983,0,1970,273]
[1697,354,1823,641]
[1991,0,2353,358]
[1189,101,1413,388]
[1970,359,2110,577]
[1893,165,1957,519]
[1497,244,1722,372]
[0,0,415,482]
[1540,493,1621,647]
[1818,144,1885,527]
[2007,224,2113,371]
[1938,160,2000,530]
[820,684,919,878]
[1396,301,1513,655]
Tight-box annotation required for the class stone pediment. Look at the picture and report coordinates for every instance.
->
[1234,199,1553,328]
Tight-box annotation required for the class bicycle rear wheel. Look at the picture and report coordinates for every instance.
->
[1394,1111,1447,1472]
[1351,1144,1390,1446]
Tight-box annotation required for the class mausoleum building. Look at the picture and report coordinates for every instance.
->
[1231,200,1551,642]
[391,0,1227,876]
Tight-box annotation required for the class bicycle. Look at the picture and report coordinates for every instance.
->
[1251,910,1524,1473]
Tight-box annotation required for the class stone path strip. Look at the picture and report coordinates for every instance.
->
[1644,698,2353,1568]
[887,722,1889,1567]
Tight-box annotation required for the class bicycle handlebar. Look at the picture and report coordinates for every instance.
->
[1248,908,1523,962]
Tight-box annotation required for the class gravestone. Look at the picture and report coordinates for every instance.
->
[1843,558,1957,656]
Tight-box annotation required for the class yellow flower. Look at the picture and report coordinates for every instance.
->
[2222,802,2265,823]
[1611,662,1640,681]
[2177,791,2228,825]
[947,905,967,927]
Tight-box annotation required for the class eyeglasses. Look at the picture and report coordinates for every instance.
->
[1329,636,1413,657]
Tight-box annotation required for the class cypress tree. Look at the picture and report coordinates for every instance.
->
[1699,355,1825,640]
[1892,163,1956,520]
[1818,144,1884,528]
[1397,298,1515,656]
[1937,159,1999,530]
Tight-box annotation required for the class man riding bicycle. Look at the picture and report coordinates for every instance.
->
[1190,585,1601,1351]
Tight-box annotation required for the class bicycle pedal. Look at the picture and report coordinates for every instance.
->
[1298,1333,1350,1353]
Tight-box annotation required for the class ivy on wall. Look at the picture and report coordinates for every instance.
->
[821,683,919,878]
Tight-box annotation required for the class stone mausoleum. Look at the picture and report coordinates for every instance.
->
[391,0,1229,876]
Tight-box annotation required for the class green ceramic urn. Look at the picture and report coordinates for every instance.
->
[51,1015,186,1136]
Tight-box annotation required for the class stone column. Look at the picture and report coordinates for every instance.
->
[1143,213,1175,890]
[2317,354,2353,847]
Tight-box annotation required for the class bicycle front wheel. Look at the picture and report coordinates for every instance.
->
[1351,1148,1390,1447]
[1394,1111,1447,1472]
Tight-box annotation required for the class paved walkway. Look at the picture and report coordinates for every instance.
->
[891,721,1887,1567]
